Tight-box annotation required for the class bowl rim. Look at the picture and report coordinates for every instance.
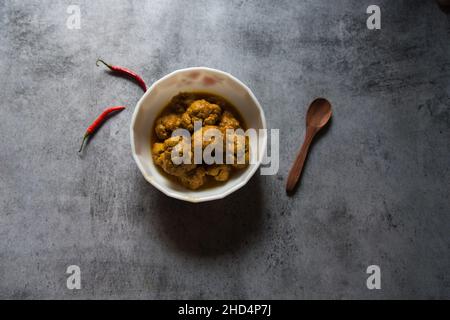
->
[130,66,267,203]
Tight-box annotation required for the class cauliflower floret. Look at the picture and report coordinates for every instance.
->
[154,113,182,140]
[225,132,249,169]
[219,111,240,130]
[152,142,166,159]
[181,100,222,131]
[180,167,207,190]
[192,125,224,150]
[152,136,196,177]
[206,165,231,182]
[169,92,197,113]
[231,153,249,169]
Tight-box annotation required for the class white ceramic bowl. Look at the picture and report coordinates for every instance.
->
[130,67,267,203]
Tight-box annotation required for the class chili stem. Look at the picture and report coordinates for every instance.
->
[78,133,89,153]
[96,58,112,70]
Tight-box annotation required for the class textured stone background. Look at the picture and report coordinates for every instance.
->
[0,0,449,299]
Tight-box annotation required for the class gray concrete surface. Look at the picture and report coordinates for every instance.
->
[0,0,449,299]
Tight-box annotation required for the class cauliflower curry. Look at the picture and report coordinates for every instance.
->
[151,92,248,190]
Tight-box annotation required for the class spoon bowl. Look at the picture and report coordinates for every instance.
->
[306,98,332,128]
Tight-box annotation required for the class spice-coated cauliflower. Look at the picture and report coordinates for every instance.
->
[225,132,250,169]
[219,111,240,130]
[168,92,198,114]
[154,113,182,140]
[206,165,231,182]
[179,167,207,190]
[181,99,222,131]
[152,136,196,177]
[192,125,224,151]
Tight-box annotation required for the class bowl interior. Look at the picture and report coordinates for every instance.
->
[131,67,266,202]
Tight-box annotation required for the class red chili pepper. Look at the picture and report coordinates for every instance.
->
[96,59,147,92]
[78,106,126,153]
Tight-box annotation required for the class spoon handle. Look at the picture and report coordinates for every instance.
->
[286,126,317,193]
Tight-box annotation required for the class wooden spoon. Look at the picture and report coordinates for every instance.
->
[286,98,332,193]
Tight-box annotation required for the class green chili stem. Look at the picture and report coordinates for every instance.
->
[78,133,89,153]
[96,58,112,70]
